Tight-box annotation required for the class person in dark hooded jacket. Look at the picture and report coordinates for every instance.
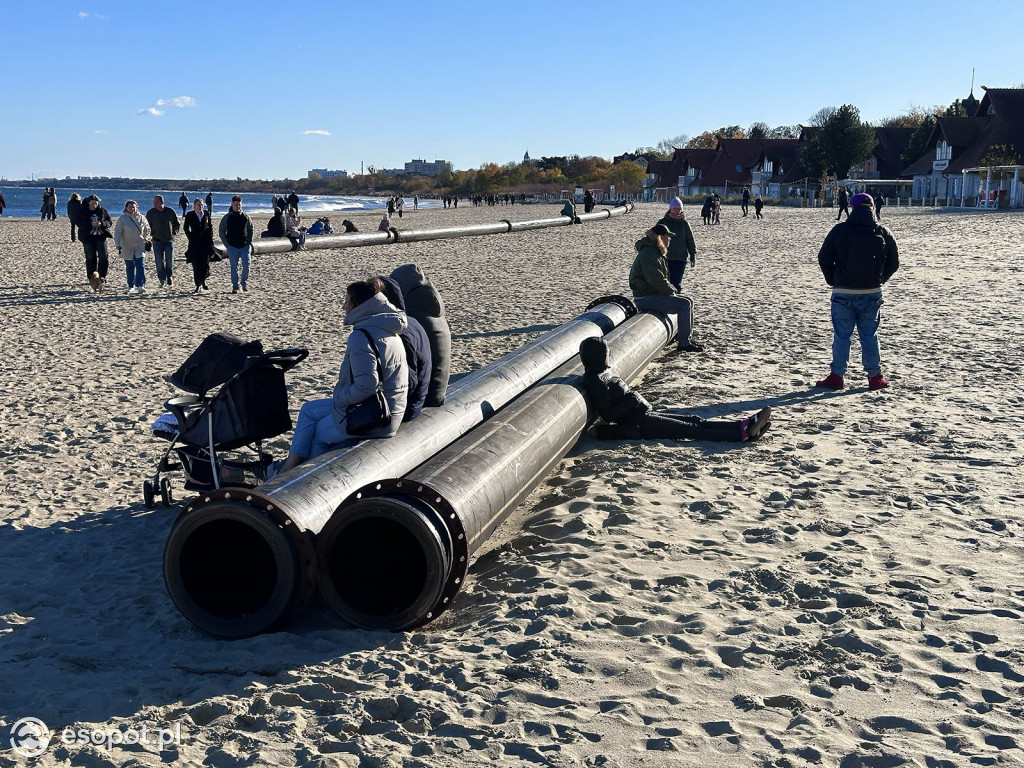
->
[815,192,899,391]
[373,275,431,421]
[262,207,286,238]
[390,264,451,406]
[579,336,772,442]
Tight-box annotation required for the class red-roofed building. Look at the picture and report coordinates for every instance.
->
[902,87,1024,204]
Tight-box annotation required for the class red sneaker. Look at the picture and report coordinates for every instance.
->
[815,372,844,390]
[868,374,890,390]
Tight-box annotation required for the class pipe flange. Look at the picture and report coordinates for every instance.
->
[586,294,637,319]
[347,479,469,627]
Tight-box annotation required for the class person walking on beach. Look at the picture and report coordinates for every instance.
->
[580,336,771,442]
[700,194,714,225]
[741,187,750,217]
[0,190,5,216]
[287,190,300,212]
[712,193,721,224]
[815,193,899,391]
[218,195,254,294]
[67,193,83,242]
[114,200,150,294]
[184,198,215,293]
[205,191,213,214]
[754,195,764,219]
[178,192,189,218]
[658,197,696,293]
[630,223,704,352]
[874,193,884,219]
[76,194,113,291]
[146,195,180,288]
[835,186,850,221]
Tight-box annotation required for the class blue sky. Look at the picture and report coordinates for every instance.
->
[2,0,1021,181]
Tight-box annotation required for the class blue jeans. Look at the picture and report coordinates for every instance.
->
[290,398,346,459]
[830,292,884,377]
[153,240,174,284]
[225,243,251,290]
[123,254,146,289]
[635,293,694,348]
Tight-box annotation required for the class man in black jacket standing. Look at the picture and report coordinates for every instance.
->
[815,192,899,391]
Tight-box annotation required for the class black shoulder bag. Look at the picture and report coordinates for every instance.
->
[344,329,393,436]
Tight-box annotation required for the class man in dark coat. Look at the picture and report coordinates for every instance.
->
[374,276,431,421]
[390,264,451,406]
[815,192,899,391]
[287,191,300,212]
[178,192,189,217]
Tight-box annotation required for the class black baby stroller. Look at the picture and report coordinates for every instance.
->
[144,332,308,507]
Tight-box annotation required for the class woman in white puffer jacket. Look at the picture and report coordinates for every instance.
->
[113,200,151,294]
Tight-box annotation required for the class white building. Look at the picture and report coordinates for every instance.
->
[404,159,451,177]
[308,168,349,179]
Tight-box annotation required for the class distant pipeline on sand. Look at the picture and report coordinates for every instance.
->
[214,203,634,258]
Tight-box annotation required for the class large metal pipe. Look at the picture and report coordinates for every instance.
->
[163,296,636,637]
[316,309,678,631]
[236,204,633,256]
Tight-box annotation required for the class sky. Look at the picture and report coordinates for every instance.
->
[2,0,1022,182]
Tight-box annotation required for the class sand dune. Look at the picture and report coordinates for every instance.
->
[0,201,1021,767]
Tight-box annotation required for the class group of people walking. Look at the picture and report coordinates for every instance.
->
[73,193,255,295]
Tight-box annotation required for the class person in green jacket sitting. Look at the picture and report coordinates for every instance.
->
[629,223,704,352]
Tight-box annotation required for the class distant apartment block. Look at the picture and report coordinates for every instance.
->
[404,159,451,176]
[308,168,349,179]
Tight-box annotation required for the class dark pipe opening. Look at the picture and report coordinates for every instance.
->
[164,503,300,637]
[318,497,451,631]
[179,519,279,618]
[329,517,428,616]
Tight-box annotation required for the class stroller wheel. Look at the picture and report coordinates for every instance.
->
[160,478,174,506]
[143,480,155,509]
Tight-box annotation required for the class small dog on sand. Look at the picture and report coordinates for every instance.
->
[342,219,358,233]
[89,272,104,292]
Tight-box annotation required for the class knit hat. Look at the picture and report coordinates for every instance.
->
[851,192,874,208]
[669,197,683,209]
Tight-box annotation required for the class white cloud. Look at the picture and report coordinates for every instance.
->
[78,12,109,19]
[94,130,107,134]
[304,129,331,136]
[137,96,196,116]
[155,96,197,109]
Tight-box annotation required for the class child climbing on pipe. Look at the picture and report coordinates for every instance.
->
[579,336,772,442]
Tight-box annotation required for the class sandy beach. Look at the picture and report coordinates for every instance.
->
[1,200,1022,767]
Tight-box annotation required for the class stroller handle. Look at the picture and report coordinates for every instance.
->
[261,347,309,372]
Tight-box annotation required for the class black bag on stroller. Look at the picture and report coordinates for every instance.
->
[145,333,308,507]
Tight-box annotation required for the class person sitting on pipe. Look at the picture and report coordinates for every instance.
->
[578,336,772,442]
[271,280,409,478]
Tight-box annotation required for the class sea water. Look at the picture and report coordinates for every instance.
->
[0,186,435,219]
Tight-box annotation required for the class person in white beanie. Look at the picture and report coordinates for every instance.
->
[656,197,697,292]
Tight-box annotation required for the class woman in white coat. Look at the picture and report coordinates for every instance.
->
[113,200,150,294]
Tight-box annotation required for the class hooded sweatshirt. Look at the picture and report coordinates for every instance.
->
[333,293,409,438]
[378,276,432,422]
[579,337,651,427]
[390,264,451,407]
